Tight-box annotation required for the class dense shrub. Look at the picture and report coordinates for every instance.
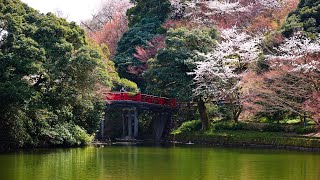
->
[214,122,247,131]
[262,124,286,132]
[213,121,316,134]
[173,131,320,149]
[294,126,317,134]
[172,120,202,135]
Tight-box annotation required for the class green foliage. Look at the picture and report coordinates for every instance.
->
[255,55,270,74]
[262,124,286,132]
[282,0,320,37]
[144,28,217,101]
[0,0,112,150]
[114,0,170,89]
[127,0,170,27]
[172,120,202,135]
[294,126,316,134]
[173,130,320,149]
[213,122,286,132]
[213,121,316,134]
[114,18,165,89]
[217,104,234,121]
[89,41,138,92]
[206,103,220,120]
[114,78,138,92]
[214,122,247,131]
[38,123,92,147]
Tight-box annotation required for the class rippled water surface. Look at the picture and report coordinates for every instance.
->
[0,146,320,180]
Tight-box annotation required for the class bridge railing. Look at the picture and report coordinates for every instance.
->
[105,92,177,108]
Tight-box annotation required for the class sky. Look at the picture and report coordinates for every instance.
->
[21,0,103,23]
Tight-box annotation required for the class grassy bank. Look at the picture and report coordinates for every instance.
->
[170,120,320,150]
[172,130,320,150]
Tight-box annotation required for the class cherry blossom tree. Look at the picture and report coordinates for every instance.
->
[169,0,298,32]
[83,0,132,56]
[192,27,262,121]
[243,32,320,125]
[82,0,131,31]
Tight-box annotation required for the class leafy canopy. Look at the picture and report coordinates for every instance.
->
[0,0,115,150]
[144,28,217,101]
[282,0,320,37]
[114,0,170,89]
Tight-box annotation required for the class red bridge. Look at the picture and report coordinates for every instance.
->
[105,92,177,108]
[101,92,176,141]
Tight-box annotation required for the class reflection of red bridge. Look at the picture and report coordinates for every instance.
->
[105,92,177,108]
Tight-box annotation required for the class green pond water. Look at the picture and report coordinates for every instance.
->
[0,146,320,180]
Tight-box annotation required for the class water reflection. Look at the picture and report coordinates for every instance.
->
[0,146,319,180]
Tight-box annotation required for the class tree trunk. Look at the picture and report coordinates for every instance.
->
[197,99,209,131]
[303,112,307,128]
[233,105,242,123]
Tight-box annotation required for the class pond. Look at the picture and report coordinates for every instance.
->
[0,145,319,180]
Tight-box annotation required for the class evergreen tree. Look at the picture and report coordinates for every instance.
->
[282,0,320,37]
[144,28,217,130]
[114,0,170,90]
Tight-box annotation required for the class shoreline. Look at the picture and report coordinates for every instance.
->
[170,141,320,152]
[170,130,320,152]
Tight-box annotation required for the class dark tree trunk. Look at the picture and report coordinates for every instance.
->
[197,99,209,131]
[232,105,242,123]
[303,112,307,128]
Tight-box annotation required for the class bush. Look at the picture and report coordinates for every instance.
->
[214,122,246,131]
[39,123,92,147]
[263,123,285,132]
[113,78,138,92]
[172,120,202,135]
[213,121,317,134]
[294,126,317,134]
[217,104,234,121]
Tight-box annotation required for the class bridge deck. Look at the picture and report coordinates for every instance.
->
[105,92,177,110]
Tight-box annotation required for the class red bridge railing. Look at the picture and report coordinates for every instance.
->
[105,92,177,108]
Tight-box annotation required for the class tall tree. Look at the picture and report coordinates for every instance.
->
[193,27,262,122]
[282,0,320,37]
[114,0,171,90]
[83,0,132,57]
[0,0,122,150]
[144,28,217,130]
[168,0,298,32]
[242,32,320,125]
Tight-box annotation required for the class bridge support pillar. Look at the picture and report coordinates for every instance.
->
[122,110,126,137]
[153,112,169,142]
[134,108,138,138]
[122,108,139,139]
[100,117,104,139]
[127,111,132,138]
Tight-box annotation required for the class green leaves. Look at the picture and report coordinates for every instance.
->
[144,28,217,101]
[0,0,113,150]
[114,0,170,89]
[282,0,320,37]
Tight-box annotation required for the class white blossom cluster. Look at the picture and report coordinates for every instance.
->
[192,53,239,99]
[278,33,320,56]
[257,0,282,9]
[192,27,261,98]
[269,33,320,73]
[170,0,283,19]
[203,0,251,13]
[0,29,8,42]
[291,60,320,73]
[218,27,261,63]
